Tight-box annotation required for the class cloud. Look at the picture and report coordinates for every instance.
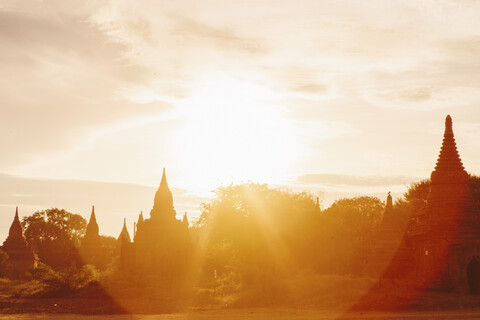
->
[296,173,420,188]
[172,17,267,55]
[0,7,162,168]
[363,86,480,110]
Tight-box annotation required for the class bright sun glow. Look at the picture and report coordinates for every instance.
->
[171,75,299,193]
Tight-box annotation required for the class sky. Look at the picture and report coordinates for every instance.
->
[1,0,480,239]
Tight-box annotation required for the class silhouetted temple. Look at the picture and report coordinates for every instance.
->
[79,206,107,268]
[116,168,191,279]
[1,207,35,279]
[407,115,478,292]
[366,115,480,293]
[364,193,411,278]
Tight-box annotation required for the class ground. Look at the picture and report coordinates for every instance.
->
[4,277,480,318]
[3,309,480,320]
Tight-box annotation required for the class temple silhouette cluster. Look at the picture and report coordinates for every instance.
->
[1,168,191,280]
[1,115,480,293]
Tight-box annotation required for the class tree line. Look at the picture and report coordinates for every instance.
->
[2,176,480,306]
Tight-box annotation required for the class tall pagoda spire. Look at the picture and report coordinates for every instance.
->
[428,115,470,203]
[2,207,34,279]
[115,218,132,263]
[118,218,131,243]
[430,115,469,193]
[4,207,26,246]
[432,115,466,175]
[385,192,393,212]
[151,168,175,219]
[10,206,22,236]
[161,167,167,186]
[380,192,396,227]
[182,212,189,228]
[80,205,107,268]
[85,205,99,239]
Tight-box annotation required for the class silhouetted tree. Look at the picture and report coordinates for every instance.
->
[322,196,384,274]
[100,235,117,257]
[22,208,86,269]
[196,184,391,305]
[402,179,430,209]
[396,175,480,224]
[323,196,384,228]
[196,183,321,299]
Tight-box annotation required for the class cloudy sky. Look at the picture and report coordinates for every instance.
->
[1,0,480,239]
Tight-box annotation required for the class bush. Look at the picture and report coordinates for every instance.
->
[31,262,101,296]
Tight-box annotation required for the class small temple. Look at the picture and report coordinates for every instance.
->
[363,192,411,278]
[79,206,107,269]
[1,207,35,279]
[116,168,191,279]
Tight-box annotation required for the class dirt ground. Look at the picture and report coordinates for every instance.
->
[2,309,480,320]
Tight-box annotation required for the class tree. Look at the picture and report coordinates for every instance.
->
[196,183,322,294]
[402,179,430,210]
[323,196,384,229]
[22,208,87,269]
[396,175,480,223]
[321,196,384,274]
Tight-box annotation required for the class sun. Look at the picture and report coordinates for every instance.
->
[171,75,298,193]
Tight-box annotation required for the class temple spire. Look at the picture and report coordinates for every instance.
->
[151,168,175,219]
[429,115,469,202]
[183,212,189,228]
[136,211,144,231]
[115,217,131,258]
[386,192,393,212]
[2,207,34,278]
[433,115,466,174]
[380,192,396,226]
[6,206,24,243]
[137,211,144,224]
[85,205,99,239]
[161,167,167,187]
[445,114,453,135]
[118,218,131,243]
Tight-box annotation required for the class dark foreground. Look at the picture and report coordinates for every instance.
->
[3,309,480,320]
[4,278,480,318]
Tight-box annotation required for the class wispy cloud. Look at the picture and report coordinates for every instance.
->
[296,173,420,188]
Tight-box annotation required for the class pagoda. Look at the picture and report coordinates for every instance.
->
[79,206,107,268]
[363,193,412,278]
[121,168,191,279]
[1,207,34,279]
[408,115,480,292]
